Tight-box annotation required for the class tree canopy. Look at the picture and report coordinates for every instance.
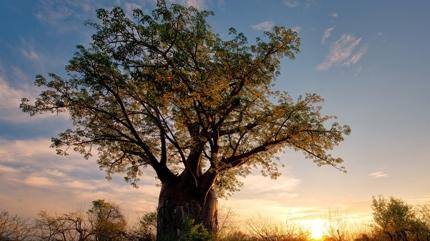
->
[372,197,430,241]
[21,0,350,197]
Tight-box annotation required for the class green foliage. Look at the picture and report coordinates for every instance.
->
[372,197,414,233]
[33,200,127,241]
[417,204,430,228]
[88,200,127,241]
[371,196,430,241]
[20,0,350,198]
[179,218,213,241]
[131,212,157,241]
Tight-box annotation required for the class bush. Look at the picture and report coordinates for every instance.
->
[179,218,213,241]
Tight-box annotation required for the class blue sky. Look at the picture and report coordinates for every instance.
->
[1,0,429,228]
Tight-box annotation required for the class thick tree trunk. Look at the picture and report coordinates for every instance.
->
[156,176,218,241]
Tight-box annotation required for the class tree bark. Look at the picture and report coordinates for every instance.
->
[156,175,218,241]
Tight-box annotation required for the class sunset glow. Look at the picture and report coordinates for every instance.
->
[301,219,327,240]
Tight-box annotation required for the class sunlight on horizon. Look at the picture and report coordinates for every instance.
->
[299,219,327,240]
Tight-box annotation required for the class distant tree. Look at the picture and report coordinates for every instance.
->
[129,212,157,241]
[21,0,350,239]
[417,204,430,228]
[34,211,92,241]
[217,208,237,238]
[372,197,430,241]
[34,200,126,241]
[88,200,127,241]
[0,211,32,241]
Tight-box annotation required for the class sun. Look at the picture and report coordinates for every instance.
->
[300,219,327,240]
[309,222,324,239]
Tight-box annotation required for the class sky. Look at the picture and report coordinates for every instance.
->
[1,0,430,234]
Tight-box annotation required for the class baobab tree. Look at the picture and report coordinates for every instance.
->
[21,1,350,240]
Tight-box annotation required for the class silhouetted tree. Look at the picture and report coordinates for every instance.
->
[34,211,92,241]
[34,200,126,241]
[88,200,127,241]
[372,197,430,241]
[417,204,430,229]
[129,212,157,241]
[0,211,32,241]
[21,1,350,239]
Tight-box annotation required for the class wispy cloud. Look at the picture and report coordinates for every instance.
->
[22,176,56,187]
[321,26,334,44]
[221,173,303,222]
[0,139,55,163]
[124,2,144,16]
[369,171,388,178]
[0,164,18,174]
[20,48,40,61]
[0,74,37,123]
[331,12,339,18]
[0,73,54,123]
[0,137,160,220]
[0,76,23,111]
[231,174,301,205]
[252,21,275,31]
[184,0,206,9]
[317,34,367,71]
[283,0,299,8]
[34,0,115,32]
[45,168,66,177]
[0,66,73,123]
[283,0,318,8]
[291,26,301,33]
[35,0,215,31]
[35,0,88,29]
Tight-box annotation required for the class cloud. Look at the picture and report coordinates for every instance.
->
[345,48,366,65]
[0,76,23,111]
[321,26,334,44]
[0,74,37,123]
[0,138,93,172]
[184,0,206,9]
[369,171,388,178]
[231,174,301,205]
[34,0,219,32]
[291,26,301,33]
[252,21,275,31]
[19,39,43,65]
[0,164,18,174]
[283,0,318,8]
[22,176,56,187]
[35,0,81,26]
[45,168,66,177]
[0,71,70,123]
[124,2,143,16]
[20,48,40,61]
[34,0,145,32]
[331,12,338,18]
[316,34,367,71]
[283,0,299,8]
[0,137,160,221]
